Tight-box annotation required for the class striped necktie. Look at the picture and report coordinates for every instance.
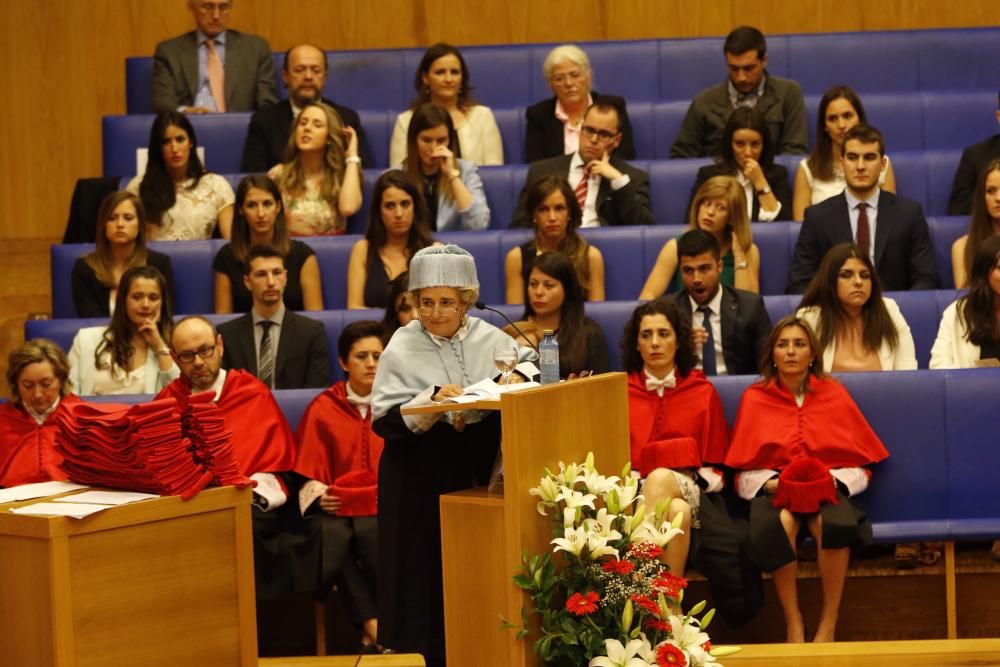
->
[258,321,274,389]
[574,165,589,211]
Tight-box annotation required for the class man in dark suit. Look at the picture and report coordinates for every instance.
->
[218,245,330,390]
[240,43,372,172]
[788,124,939,294]
[513,101,654,227]
[669,230,771,375]
[947,92,1000,215]
[151,0,278,114]
[670,26,807,158]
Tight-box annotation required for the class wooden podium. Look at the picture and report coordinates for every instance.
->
[0,486,258,667]
[435,373,630,667]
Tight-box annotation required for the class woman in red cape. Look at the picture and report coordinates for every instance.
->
[623,298,729,576]
[294,320,386,654]
[725,316,888,643]
[1,340,80,487]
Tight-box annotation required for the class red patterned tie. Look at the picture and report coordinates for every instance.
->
[574,165,589,211]
[856,203,870,256]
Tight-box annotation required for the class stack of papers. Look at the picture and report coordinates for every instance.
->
[0,481,88,504]
[55,398,214,500]
[8,490,160,519]
[441,378,541,405]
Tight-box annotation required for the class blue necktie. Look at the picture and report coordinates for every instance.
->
[698,306,717,376]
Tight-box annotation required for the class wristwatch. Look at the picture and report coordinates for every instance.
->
[449,168,461,181]
[735,261,748,271]
[756,185,771,195]
[155,346,171,357]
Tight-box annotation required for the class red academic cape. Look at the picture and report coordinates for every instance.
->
[294,382,384,486]
[627,370,730,472]
[724,376,889,471]
[0,395,81,487]
[157,369,295,475]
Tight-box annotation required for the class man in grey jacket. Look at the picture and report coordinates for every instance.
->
[670,26,807,159]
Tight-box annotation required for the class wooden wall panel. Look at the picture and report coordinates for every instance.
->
[0,0,994,242]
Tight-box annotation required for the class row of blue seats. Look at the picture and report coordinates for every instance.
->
[60,368,1000,544]
[27,287,962,380]
[104,150,965,227]
[103,90,995,171]
[123,28,1000,113]
[50,219,968,316]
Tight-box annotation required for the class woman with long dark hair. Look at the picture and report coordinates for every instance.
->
[268,101,363,236]
[504,175,604,303]
[128,111,234,239]
[689,107,791,222]
[398,103,490,231]
[213,174,324,312]
[796,243,916,371]
[67,266,178,395]
[348,170,436,309]
[389,43,502,167]
[726,316,889,642]
[521,251,609,377]
[380,272,417,338]
[621,298,729,575]
[792,85,896,220]
[72,190,174,317]
[932,234,1000,369]
[951,158,1000,288]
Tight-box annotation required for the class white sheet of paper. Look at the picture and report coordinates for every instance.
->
[53,491,159,506]
[10,502,112,519]
[0,481,89,504]
[443,379,542,404]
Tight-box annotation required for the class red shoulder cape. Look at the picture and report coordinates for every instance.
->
[293,382,384,486]
[0,395,81,487]
[724,376,889,470]
[627,370,730,470]
[157,370,296,475]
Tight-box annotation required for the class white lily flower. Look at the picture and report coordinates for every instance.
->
[668,615,712,663]
[579,468,620,494]
[529,475,561,515]
[558,461,582,486]
[588,638,650,667]
[617,476,640,509]
[630,517,685,547]
[563,506,579,529]
[551,525,588,557]
[584,507,620,538]
[635,633,656,662]
[587,532,621,560]
[556,487,597,511]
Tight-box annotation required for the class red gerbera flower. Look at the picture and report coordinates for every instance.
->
[702,640,712,652]
[652,572,689,598]
[655,642,688,666]
[644,618,670,632]
[602,559,635,575]
[630,594,660,616]
[565,591,600,616]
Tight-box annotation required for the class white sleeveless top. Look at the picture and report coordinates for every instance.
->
[800,155,891,206]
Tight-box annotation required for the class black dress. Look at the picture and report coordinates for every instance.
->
[213,240,317,312]
[71,250,175,317]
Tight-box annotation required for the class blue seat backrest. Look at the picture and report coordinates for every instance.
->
[273,388,325,432]
[885,290,949,368]
[25,318,106,354]
[328,49,411,112]
[803,93,924,152]
[943,368,1000,537]
[921,91,998,151]
[925,152,963,219]
[753,223,797,297]
[628,102,655,160]
[103,113,252,177]
[480,167,516,230]
[583,301,640,371]
[587,40,661,102]
[889,151,931,213]
[648,160,711,226]
[303,310,344,381]
[705,374,756,426]
[762,294,798,324]
[839,371,949,540]
[928,216,968,288]
[651,101,690,159]
[436,231,503,304]
[125,58,154,114]
[308,236,359,310]
[358,110,394,170]
[918,29,1000,92]
[580,228,648,302]
[640,226,686,287]
[457,47,533,109]
[787,32,918,96]
[492,107,524,165]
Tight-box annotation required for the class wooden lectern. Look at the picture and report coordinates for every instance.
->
[0,486,258,667]
[435,373,630,667]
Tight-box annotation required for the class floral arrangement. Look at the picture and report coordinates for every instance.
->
[506,453,739,666]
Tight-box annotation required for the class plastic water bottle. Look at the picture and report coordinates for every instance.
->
[539,329,560,385]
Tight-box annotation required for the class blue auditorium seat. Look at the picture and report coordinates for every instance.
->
[327,49,411,112]
[125,58,154,114]
[584,300,640,370]
[786,32,919,96]
[651,101,690,159]
[628,102,655,160]
[479,167,516,230]
[307,237,357,310]
[647,160,711,226]
[656,38,726,102]
[922,91,998,151]
[887,290,953,368]
[578,228,650,302]
[25,318,106,354]
[926,152,963,219]
[459,47,533,109]
[761,294,798,324]
[802,93,925,152]
[103,113,251,177]
[917,29,1000,92]
[273,388,325,431]
[492,107,524,165]
[943,368,1000,539]
[580,41,661,103]
[928,216,968,288]
[888,151,931,213]
[358,110,394,170]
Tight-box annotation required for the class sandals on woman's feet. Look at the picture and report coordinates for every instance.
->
[894,542,920,569]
